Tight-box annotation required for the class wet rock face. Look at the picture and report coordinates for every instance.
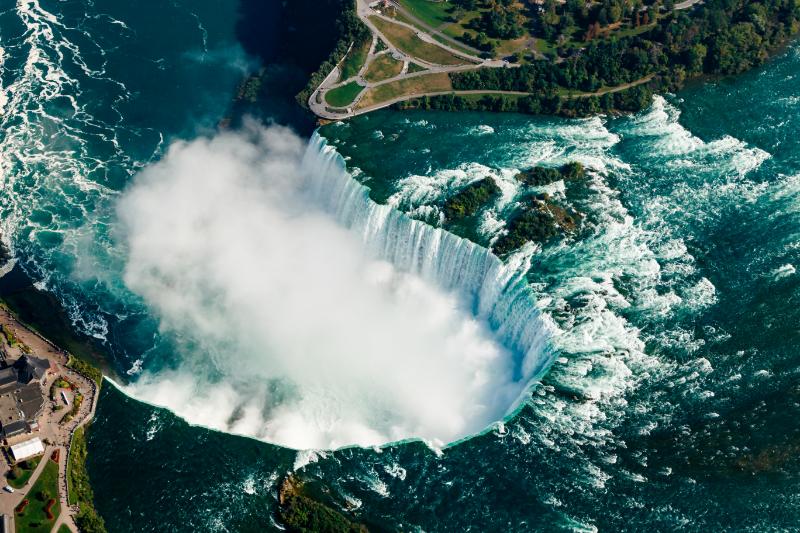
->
[491,162,586,256]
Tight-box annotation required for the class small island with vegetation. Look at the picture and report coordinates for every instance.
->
[278,475,370,532]
[443,177,501,220]
[302,0,800,119]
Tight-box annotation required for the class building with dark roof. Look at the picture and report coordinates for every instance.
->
[13,355,52,385]
[0,355,52,438]
[0,368,16,388]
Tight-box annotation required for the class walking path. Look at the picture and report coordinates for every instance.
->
[309,0,512,120]
[675,0,703,10]
[385,0,483,56]
[0,307,99,533]
[309,0,658,120]
[52,444,77,533]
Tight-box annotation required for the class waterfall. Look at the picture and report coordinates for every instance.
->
[301,132,555,395]
[120,125,558,449]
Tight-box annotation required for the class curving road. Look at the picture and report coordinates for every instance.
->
[385,0,484,56]
[309,0,514,119]
[309,1,659,120]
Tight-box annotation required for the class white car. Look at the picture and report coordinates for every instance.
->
[3,485,14,493]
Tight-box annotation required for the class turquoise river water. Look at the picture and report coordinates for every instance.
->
[0,0,799,531]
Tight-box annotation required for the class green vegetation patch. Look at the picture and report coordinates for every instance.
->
[68,425,107,533]
[15,459,60,533]
[359,72,452,108]
[396,0,452,28]
[325,81,365,108]
[494,196,581,256]
[279,476,367,532]
[297,3,371,107]
[516,162,585,187]
[443,178,500,220]
[369,16,467,66]
[364,53,404,83]
[339,36,372,81]
[432,33,478,56]
[1,324,19,346]
[67,355,102,387]
[7,456,42,489]
[445,1,800,117]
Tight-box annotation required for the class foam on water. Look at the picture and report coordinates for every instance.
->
[116,126,556,450]
[319,101,779,493]
[0,0,138,339]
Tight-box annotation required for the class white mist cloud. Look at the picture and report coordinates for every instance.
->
[117,122,524,450]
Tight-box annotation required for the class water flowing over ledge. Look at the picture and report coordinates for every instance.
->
[117,125,557,450]
[302,132,555,399]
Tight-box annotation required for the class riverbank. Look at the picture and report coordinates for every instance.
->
[304,0,800,120]
[0,300,105,533]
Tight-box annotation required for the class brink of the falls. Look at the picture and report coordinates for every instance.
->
[118,126,556,450]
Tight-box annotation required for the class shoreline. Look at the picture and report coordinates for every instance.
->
[302,0,800,122]
[0,300,105,532]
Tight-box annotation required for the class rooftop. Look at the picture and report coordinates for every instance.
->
[9,437,44,462]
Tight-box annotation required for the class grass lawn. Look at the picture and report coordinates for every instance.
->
[396,0,452,28]
[432,33,479,56]
[534,37,558,56]
[57,526,71,533]
[358,72,452,108]
[614,22,657,39]
[7,456,42,489]
[339,36,371,81]
[364,53,405,83]
[325,81,364,108]
[15,459,60,533]
[441,22,469,40]
[494,35,530,57]
[370,16,467,66]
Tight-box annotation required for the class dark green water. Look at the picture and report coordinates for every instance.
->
[0,0,799,530]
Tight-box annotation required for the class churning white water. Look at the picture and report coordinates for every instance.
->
[117,122,554,450]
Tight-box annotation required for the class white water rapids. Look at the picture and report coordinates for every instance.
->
[117,122,555,450]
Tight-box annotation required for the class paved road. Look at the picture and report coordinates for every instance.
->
[385,0,483,56]
[309,0,512,119]
[315,71,654,120]
[675,0,703,10]
[358,0,485,65]
[308,0,658,120]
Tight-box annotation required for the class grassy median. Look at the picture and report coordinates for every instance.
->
[369,16,468,66]
[325,81,364,108]
[364,53,404,83]
[358,72,452,109]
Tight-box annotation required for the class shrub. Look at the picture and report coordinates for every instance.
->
[443,178,501,220]
[516,162,586,187]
